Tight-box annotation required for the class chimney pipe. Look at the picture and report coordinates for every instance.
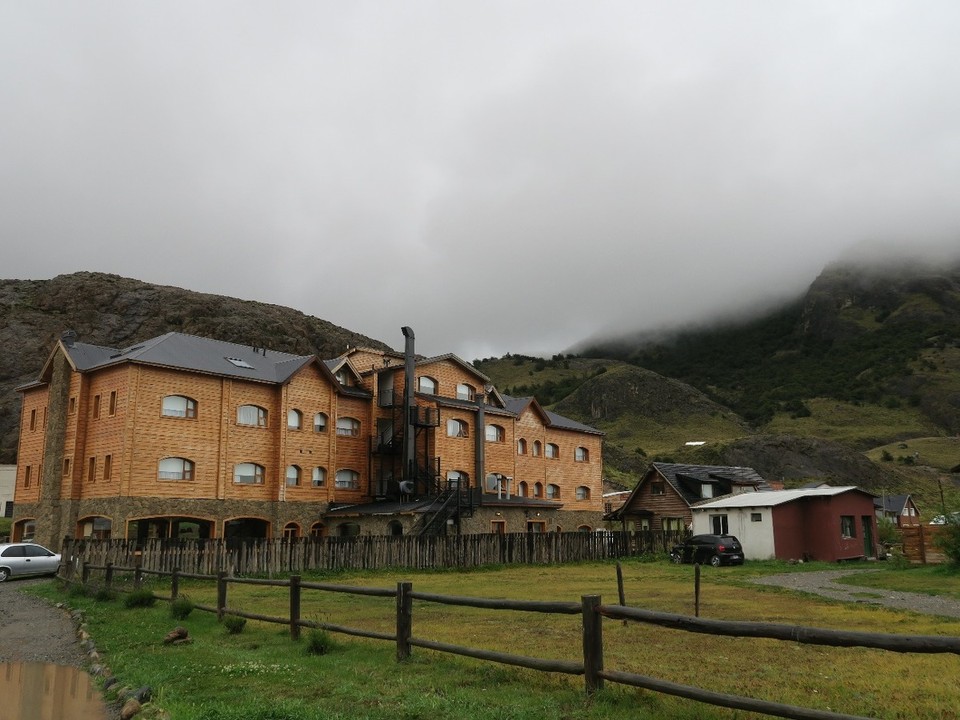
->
[61,330,77,348]
[401,327,416,489]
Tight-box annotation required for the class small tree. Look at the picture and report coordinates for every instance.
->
[934,517,960,567]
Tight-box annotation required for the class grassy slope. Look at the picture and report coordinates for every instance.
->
[34,561,960,720]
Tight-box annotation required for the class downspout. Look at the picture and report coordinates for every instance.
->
[475,390,485,501]
[401,327,416,491]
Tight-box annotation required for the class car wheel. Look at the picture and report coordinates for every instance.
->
[0,567,9,582]
[709,555,722,568]
[670,552,682,564]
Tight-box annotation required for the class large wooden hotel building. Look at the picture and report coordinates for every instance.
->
[14,328,603,548]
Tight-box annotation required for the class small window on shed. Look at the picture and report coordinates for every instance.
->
[751,513,762,522]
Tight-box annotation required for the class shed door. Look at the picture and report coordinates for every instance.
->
[861,516,874,558]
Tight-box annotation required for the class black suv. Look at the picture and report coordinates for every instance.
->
[670,534,744,567]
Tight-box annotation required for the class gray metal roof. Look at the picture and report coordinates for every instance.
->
[64,332,314,384]
[500,394,603,435]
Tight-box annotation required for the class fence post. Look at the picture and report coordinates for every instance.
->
[104,562,114,589]
[616,562,628,626]
[171,567,180,600]
[290,575,302,641]
[81,561,90,587]
[397,581,412,661]
[694,564,701,618]
[582,594,603,693]
[217,571,228,621]
[134,563,143,589]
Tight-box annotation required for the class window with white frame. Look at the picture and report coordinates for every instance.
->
[287,409,302,430]
[418,376,438,395]
[237,404,267,427]
[335,469,360,490]
[446,418,469,438]
[546,483,560,499]
[336,417,361,436]
[701,483,714,499]
[234,462,265,484]
[286,465,301,486]
[456,383,475,401]
[447,470,469,489]
[841,515,856,538]
[545,443,559,459]
[312,467,326,487]
[485,424,505,442]
[162,395,197,418]
[158,457,194,481]
[710,514,729,535]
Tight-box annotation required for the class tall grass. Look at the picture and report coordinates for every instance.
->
[32,561,960,719]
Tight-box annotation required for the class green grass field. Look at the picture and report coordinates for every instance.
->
[31,560,960,720]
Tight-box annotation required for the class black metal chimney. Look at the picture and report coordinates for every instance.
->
[401,327,416,489]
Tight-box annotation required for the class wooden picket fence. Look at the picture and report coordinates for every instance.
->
[60,530,684,576]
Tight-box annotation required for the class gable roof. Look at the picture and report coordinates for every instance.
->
[32,332,317,386]
[873,494,918,514]
[500,394,603,436]
[691,486,871,510]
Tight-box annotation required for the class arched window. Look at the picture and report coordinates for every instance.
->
[313,412,328,432]
[517,481,528,497]
[162,395,196,418]
[78,516,112,539]
[517,438,527,455]
[312,467,327,487]
[545,443,559,459]
[283,522,300,539]
[234,462,265,484]
[158,457,194,481]
[286,465,301,486]
[418,376,438,394]
[237,404,267,427]
[575,446,589,462]
[309,522,325,537]
[287,409,302,430]
[576,485,591,500]
[335,469,360,490]
[446,418,469,438]
[456,383,475,401]
[533,482,543,498]
[388,520,404,536]
[577,525,592,532]
[546,483,560,499]
[336,417,361,436]
[532,441,542,457]
[485,424,505,442]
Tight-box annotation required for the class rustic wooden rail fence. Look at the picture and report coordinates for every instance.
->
[60,530,683,576]
[65,563,960,720]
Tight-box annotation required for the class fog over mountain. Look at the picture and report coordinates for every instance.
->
[3,3,960,359]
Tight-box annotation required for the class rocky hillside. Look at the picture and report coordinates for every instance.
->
[0,272,391,462]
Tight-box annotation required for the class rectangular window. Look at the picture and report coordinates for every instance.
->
[491,520,506,535]
[63,458,72,477]
[3,501,12,518]
[68,397,77,414]
[663,517,684,531]
[24,465,32,487]
[108,390,117,416]
[93,394,101,420]
[103,454,113,481]
[841,515,856,538]
[651,482,665,496]
[88,457,97,482]
[29,408,37,431]
[750,512,762,522]
[710,514,729,535]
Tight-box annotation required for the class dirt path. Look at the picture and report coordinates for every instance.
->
[751,568,960,618]
[0,577,88,665]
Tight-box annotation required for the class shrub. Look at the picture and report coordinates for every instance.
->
[94,586,118,602]
[934,519,960,567]
[68,583,91,599]
[304,628,335,656]
[124,588,157,609]
[170,596,194,620]
[223,614,247,634]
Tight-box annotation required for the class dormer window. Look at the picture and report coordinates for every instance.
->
[701,483,714,499]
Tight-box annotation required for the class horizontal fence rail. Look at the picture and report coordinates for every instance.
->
[64,563,959,720]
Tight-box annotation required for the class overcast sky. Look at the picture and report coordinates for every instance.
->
[3,2,960,360]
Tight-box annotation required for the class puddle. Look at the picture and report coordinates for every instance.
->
[0,662,109,720]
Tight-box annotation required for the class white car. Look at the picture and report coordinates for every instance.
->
[0,542,62,581]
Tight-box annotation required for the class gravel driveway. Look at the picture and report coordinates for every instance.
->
[751,569,960,618]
